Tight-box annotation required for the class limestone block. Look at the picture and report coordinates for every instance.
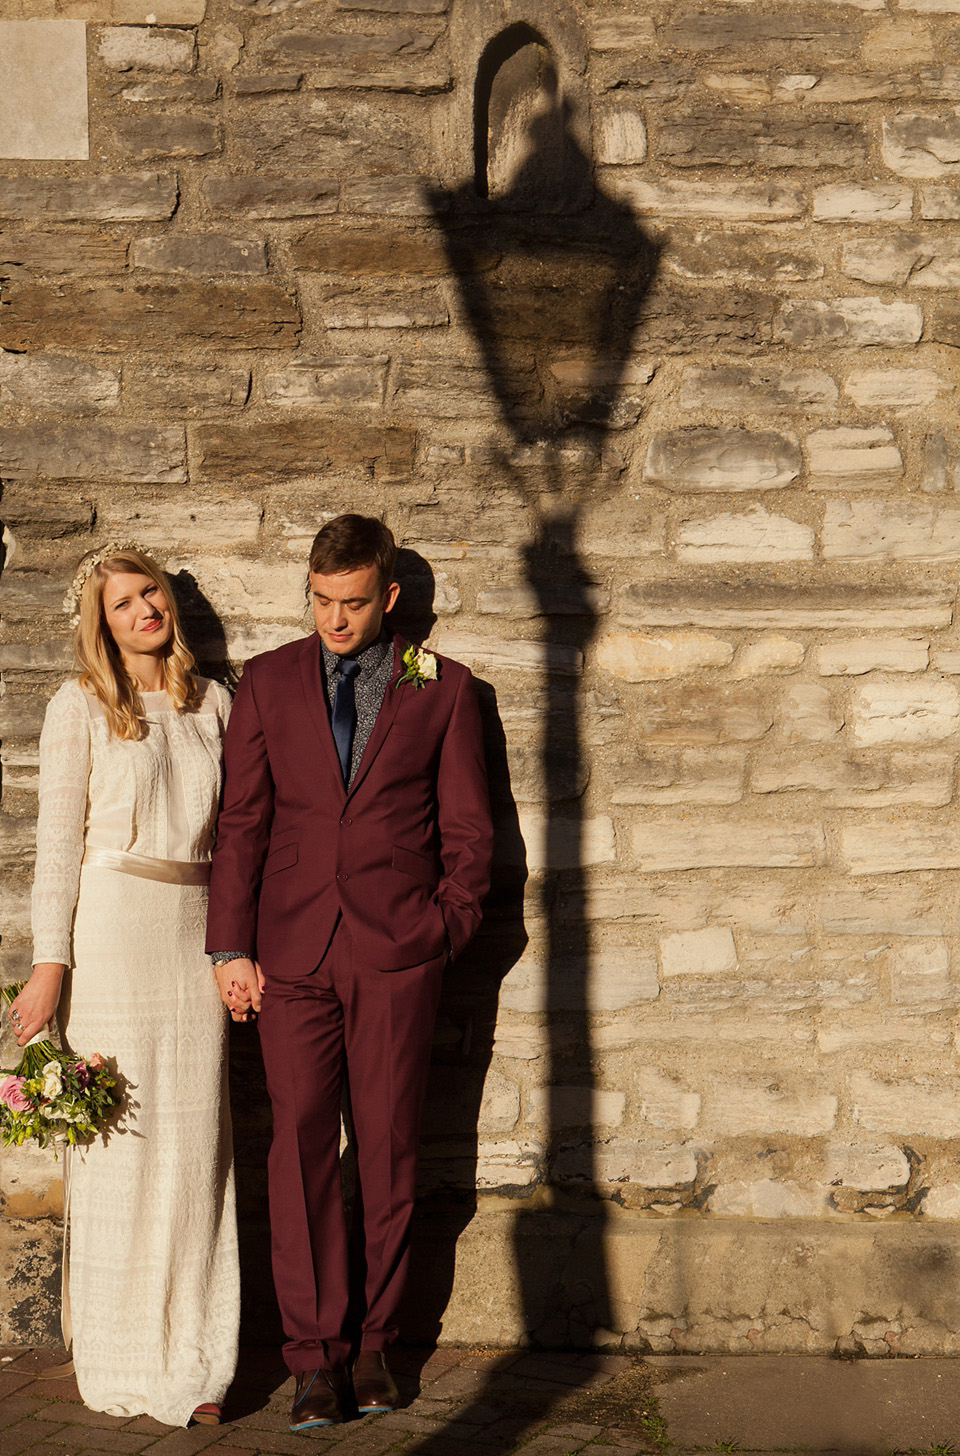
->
[821,883,944,936]
[609,747,745,805]
[850,679,960,744]
[844,369,944,408]
[709,1181,826,1218]
[0,21,88,161]
[812,184,913,221]
[516,811,615,871]
[556,1139,697,1189]
[114,115,220,158]
[603,176,805,220]
[431,632,582,676]
[315,281,447,329]
[638,1069,701,1129]
[234,72,302,95]
[841,824,960,873]
[527,1086,626,1130]
[815,637,929,674]
[477,585,610,618]
[123,363,250,411]
[924,1187,960,1217]
[805,427,903,486]
[0,172,176,222]
[474,1141,542,1189]
[921,431,960,492]
[677,507,814,564]
[263,27,437,64]
[780,683,843,740]
[666,230,823,283]
[664,13,857,59]
[477,1070,520,1135]
[921,184,960,218]
[262,357,388,409]
[842,232,960,287]
[622,580,954,631]
[597,631,732,681]
[890,940,952,1005]
[131,235,266,275]
[934,649,960,672]
[591,15,656,48]
[751,751,952,807]
[498,946,660,1014]
[391,358,530,419]
[852,1072,960,1135]
[340,176,436,215]
[644,429,801,491]
[637,685,772,745]
[2,282,300,351]
[706,1084,838,1135]
[634,282,776,353]
[825,1145,911,1191]
[775,297,923,348]
[0,424,185,483]
[98,27,195,73]
[203,177,338,217]
[659,927,737,977]
[631,820,825,871]
[62,0,204,17]
[194,421,413,478]
[165,555,305,622]
[925,298,960,348]
[703,71,772,104]
[291,231,453,275]
[730,636,806,679]
[679,365,837,413]
[822,499,960,560]
[883,113,960,177]
[0,696,48,737]
[659,113,866,168]
[0,232,127,274]
[0,352,119,414]
[595,105,647,165]
[99,495,261,550]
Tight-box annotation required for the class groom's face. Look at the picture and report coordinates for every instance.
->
[309,563,400,657]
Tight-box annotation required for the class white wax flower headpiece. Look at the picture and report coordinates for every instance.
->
[63,541,149,628]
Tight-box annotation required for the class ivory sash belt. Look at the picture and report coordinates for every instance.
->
[82,846,211,886]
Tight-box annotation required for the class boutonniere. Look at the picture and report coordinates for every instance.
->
[396,644,438,691]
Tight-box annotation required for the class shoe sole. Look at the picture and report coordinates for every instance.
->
[358,1406,394,1416]
[290,1418,342,1432]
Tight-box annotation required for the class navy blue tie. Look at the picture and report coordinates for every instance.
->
[332,657,360,784]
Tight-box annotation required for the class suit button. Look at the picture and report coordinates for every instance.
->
[337,871,349,881]
[341,817,352,827]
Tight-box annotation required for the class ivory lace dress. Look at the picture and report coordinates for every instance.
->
[31,678,240,1427]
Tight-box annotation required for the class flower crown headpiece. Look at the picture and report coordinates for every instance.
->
[63,541,149,629]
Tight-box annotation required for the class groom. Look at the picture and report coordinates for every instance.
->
[205,514,493,1429]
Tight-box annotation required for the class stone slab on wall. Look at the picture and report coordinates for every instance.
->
[0,21,89,160]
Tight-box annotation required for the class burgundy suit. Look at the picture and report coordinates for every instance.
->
[206,632,492,1370]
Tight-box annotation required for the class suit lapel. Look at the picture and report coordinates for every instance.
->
[345,634,406,801]
[298,634,347,794]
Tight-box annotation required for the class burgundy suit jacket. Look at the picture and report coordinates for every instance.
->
[205,632,493,979]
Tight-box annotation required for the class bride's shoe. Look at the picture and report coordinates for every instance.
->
[37,1358,75,1379]
[190,1404,221,1426]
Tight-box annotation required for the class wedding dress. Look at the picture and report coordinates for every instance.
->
[31,678,239,1427]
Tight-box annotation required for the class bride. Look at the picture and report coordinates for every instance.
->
[6,543,239,1427]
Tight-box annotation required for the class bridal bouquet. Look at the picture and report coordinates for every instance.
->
[0,982,117,1151]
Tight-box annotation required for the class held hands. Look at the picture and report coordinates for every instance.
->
[7,964,64,1048]
[214,957,264,1023]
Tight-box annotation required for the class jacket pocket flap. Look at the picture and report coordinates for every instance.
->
[263,842,298,878]
[392,845,437,885]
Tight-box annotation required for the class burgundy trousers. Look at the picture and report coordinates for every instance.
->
[257,919,445,1373]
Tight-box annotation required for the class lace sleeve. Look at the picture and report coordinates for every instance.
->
[31,683,92,967]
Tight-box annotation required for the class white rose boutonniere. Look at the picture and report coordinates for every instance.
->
[397,644,439,691]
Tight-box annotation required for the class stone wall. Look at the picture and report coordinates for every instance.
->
[4,0,960,1355]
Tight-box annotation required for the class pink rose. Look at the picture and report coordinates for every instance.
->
[0,1075,31,1113]
[88,1054,105,1072]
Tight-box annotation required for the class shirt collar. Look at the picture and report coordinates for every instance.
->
[320,630,393,681]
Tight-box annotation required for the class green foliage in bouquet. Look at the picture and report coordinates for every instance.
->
[0,982,117,1152]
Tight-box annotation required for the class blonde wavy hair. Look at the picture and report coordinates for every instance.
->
[73,547,199,740]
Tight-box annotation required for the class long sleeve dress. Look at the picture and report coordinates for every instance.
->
[31,677,240,1428]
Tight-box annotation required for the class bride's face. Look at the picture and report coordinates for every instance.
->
[101,571,173,661]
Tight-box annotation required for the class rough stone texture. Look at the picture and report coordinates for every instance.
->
[7,0,960,1358]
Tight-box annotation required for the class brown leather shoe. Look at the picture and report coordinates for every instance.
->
[352,1350,399,1414]
[289,1368,347,1431]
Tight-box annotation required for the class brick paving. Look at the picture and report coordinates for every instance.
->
[0,1349,661,1456]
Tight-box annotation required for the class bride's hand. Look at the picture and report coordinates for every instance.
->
[8,964,64,1048]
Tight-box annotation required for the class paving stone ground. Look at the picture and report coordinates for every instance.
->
[6,1346,960,1456]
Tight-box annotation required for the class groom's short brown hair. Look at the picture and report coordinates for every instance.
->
[309,514,398,590]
